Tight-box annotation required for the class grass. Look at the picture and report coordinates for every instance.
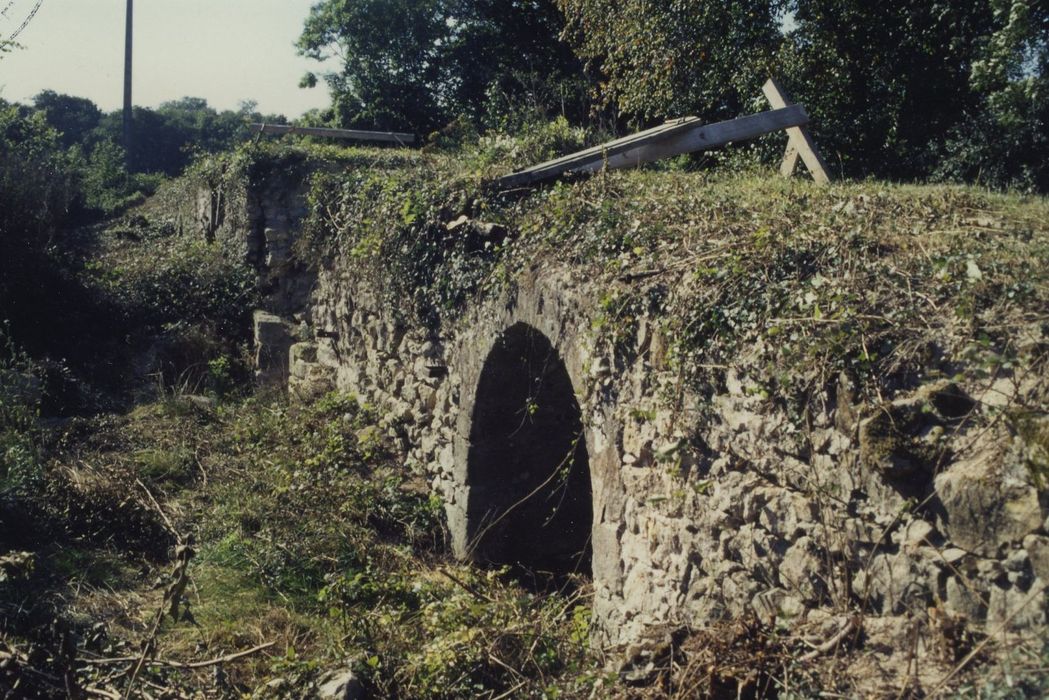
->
[1,388,598,698]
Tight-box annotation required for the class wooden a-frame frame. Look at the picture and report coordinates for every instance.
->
[761,78,831,184]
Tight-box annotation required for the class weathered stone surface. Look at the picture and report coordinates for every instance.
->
[751,587,804,623]
[316,668,364,700]
[296,261,1049,647]
[857,552,929,615]
[779,536,823,602]
[1025,535,1049,581]
[986,580,1047,631]
[253,310,294,386]
[934,452,1044,555]
[895,518,937,547]
[944,575,986,621]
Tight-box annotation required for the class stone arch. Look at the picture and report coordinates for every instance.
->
[463,322,593,576]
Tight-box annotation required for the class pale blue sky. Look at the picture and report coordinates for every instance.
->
[0,0,332,117]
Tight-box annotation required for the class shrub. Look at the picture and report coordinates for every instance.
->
[0,328,42,494]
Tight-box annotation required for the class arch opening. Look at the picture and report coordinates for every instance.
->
[466,322,592,579]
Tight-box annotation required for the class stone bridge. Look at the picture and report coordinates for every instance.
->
[281,265,691,648]
[195,172,1048,653]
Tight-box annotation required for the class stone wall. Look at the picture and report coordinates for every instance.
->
[184,164,315,318]
[292,255,1048,651]
[198,177,1048,656]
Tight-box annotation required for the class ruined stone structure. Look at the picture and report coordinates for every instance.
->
[194,175,1049,655]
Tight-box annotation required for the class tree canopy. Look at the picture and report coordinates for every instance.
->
[556,0,787,123]
[297,0,588,132]
[32,90,102,149]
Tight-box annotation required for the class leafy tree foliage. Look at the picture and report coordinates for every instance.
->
[0,104,79,246]
[781,1,995,179]
[32,90,102,149]
[0,104,91,361]
[936,0,1049,191]
[94,98,276,175]
[4,92,275,220]
[297,0,587,132]
[556,0,787,124]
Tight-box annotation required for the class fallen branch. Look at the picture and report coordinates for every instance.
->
[437,568,494,604]
[82,642,275,670]
[799,615,861,662]
[135,478,182,545]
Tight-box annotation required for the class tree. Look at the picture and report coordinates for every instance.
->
[442,0,591,126]
[298,0,445,131]
[935,0,1049,190]
[555,0,787,124]
[0,105,78,246]
[32,91,102,149]
[781,0,995,179]
[89,97,270,175]
[297,0,587,133]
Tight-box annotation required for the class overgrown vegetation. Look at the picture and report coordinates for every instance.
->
[513,173,1049,399]
[4,0,1049,684]
[1,119,1047,696]
[291,133,1049,414]
[0,378,602,697]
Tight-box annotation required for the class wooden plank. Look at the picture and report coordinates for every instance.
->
[761,78,831,184]
[499,116,706,181]
[250,123,415,145]
[495,104,809,189]
[780,142,800,177]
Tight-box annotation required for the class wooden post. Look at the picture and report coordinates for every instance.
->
[762,78,830,184]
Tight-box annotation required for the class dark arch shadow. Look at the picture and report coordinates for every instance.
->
[466,322,592,583]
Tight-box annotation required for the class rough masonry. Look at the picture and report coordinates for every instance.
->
[189,172,1049,655]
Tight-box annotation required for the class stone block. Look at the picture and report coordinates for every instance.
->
[751,588,805,623]
[855,551,928,615]
[934,456,1044,555]
[894,518,938,547]
[317,668,364,700]
[253,310,293,387]
[290,342,318,365]
[1024,535,1049,581]
[987,581,1047,630]
[944,575,986,621]
[779,536,823,602]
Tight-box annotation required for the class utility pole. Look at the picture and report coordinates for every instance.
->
[122,0,133,167]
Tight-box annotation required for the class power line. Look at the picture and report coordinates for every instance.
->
[5,0,43,43]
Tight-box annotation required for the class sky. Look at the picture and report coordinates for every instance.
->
[0,0,332,118]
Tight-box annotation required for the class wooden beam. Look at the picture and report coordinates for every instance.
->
[250,123,415,145]
[780,142,800,178]
[495,104,809,189]
[761,78,831,184]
